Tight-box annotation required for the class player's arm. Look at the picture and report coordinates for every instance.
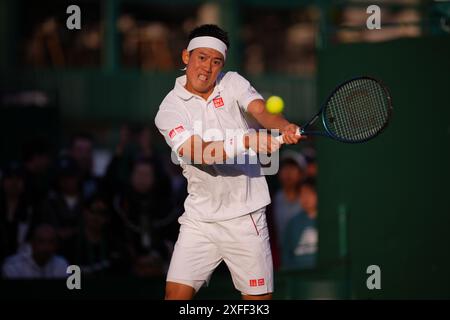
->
[155,109,276,165]
[177,133,280,165]
[247,99,300,144]
[178,135,226,165]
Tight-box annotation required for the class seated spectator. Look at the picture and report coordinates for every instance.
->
[273,151,307,248]
[22,138,52,211]
[112,158,172,276]
[70,194,130,277]
[281,178,318,270]
[0,161,36,263]
[163,160,187,244]
[68,133,99,199]
[302,147,317,178]
[2,224,68,279]
[40,156,83,258]
[102,124,169,198]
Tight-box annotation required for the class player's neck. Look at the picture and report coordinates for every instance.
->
[184,83,215,101]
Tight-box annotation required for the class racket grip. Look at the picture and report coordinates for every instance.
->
[276,128,301,144]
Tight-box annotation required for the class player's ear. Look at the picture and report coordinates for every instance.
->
[182,49,190,65]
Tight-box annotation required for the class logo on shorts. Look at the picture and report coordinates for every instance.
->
[213,97,224,108]
[169,125,185,140]
[249,278,265,287]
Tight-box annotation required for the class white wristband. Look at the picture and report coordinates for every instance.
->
[224,130,247,158]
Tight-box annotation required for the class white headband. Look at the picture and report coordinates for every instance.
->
[187,36,227,60]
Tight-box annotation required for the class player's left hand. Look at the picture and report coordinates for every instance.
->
[281,123,303,144]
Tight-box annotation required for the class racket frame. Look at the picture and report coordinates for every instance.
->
[301,76,393,143]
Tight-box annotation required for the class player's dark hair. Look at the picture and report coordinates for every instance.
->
[188,24,230,49]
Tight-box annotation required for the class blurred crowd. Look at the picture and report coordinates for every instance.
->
[0,124,319,279]
[22,2,423,75]
[0,125,182,279]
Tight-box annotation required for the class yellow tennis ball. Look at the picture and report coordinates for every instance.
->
[266,96,284,114]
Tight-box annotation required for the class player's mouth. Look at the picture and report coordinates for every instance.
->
[198,74,208,82]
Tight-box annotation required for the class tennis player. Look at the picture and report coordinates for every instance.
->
[155,24,301,300]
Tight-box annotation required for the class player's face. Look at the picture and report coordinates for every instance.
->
[183,48,224,99]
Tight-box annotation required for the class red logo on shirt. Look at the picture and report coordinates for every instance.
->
[169,125,185,140]
[213,97,224,108]
[249,278,265,287]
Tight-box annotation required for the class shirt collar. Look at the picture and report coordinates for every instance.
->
[174,73,225,101]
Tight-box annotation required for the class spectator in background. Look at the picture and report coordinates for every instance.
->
[281,178,318,270]
[302,147,317,178]
[70,194,129,277]
[103,124,151,196]
[0,161,36,263]
[101,124,135,197]
[163,160,188,244]
[273,151,307,248]
[22,138,52,211]
[40,156,83,258]
[112,158,172,276]
[2,224,68,279]
[69,133,99,199]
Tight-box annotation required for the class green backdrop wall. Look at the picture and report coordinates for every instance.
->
[317,36,450,299]
[0,70,315,124]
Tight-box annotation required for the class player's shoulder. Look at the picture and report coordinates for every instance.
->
[156,90,188,120]
[155,90,188,127]
[159,89,183,111]
[219,71,248,84]
[218,71,252,93]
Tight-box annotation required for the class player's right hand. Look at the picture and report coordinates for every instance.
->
[245,131,281,154]
[281,123,302,144]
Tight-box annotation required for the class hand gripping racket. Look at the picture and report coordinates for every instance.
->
[277,76,393,144]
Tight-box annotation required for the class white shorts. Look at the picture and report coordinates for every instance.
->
[166,207,273,295]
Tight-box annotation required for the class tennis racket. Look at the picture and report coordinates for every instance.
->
[277,76,393,144]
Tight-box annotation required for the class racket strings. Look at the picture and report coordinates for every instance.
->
[325,78,390,142]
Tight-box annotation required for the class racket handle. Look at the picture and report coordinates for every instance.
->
[276,128,301,144]
[247,128,301,155]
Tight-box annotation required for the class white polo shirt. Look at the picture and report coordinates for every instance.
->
[155,71,271,222]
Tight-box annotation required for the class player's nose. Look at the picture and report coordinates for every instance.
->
[202,60,212,72]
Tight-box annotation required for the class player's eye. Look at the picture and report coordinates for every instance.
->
[199,55,206,61]
[213,60,222,66]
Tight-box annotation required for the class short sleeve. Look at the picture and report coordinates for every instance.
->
[230,72,264,112]
[155,109,193,153]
